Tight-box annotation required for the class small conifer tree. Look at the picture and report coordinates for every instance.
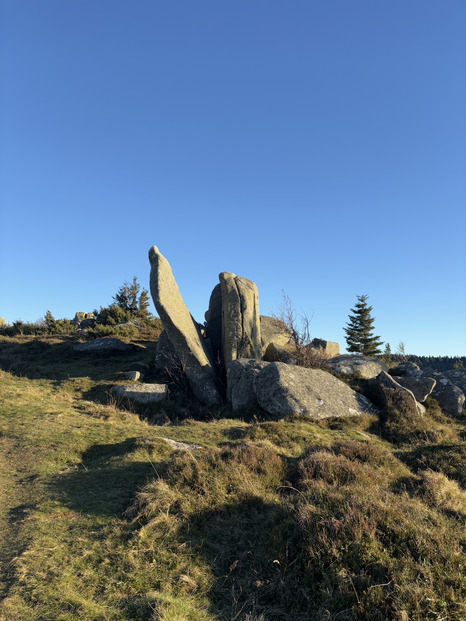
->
[344,294,383,356]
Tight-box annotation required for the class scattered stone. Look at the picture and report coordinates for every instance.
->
[123,370,143,381]
[111,383,168,404]
[324,355,388,379]
[73,337,135,353]
[259,315,291,355]
[226,358,269,411]
[392,375,436,403]
[371,371,425,416]
[309,338,340,359]
[263,342,297,365]
[254,362,376,419]
[148,245,222,406]
[219,272,262,365]
[162,438,203,451]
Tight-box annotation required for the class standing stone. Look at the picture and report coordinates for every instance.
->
[148,246,222,406]
[219,272,261,365]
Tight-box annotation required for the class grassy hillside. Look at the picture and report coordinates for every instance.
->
[0,335,465,620]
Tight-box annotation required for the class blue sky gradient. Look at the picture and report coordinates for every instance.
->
[1,1,465,355]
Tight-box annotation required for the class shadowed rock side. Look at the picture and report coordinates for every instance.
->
[204,284,223,367]
[219,272,261,365]
[148,246,222,406]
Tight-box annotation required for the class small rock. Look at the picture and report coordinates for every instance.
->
[123,371,143,381]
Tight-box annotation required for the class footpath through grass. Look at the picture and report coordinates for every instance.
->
[0,336,465,620]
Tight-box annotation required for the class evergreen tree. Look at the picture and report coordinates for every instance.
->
[344,295,383,356]
[113,276,152,320]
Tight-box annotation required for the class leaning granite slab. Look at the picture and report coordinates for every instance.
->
[253,362,377,419]
[391,375,436,403]
[111,383,168,404]
[73,337,135,353]
[149,246,222,406]
[324,355,388,379]
[226,358,269,411]
[371,371,425,416]
[219,272,262,365]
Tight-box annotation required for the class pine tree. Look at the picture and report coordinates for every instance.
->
[112,276,153,321]
[344,295,383,356]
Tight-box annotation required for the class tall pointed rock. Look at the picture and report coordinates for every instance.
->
[148,246,222,406]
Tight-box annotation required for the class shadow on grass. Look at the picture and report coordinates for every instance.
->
[397,442,466,488]
[0,337,156,385]
[50,438,163,517]
[159,497,315,620]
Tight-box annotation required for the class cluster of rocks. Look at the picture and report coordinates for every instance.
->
[147,245,382,420]
[71,312,96,330]
[73,247,465,421]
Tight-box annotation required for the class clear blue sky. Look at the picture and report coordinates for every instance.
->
[1,0,465,356]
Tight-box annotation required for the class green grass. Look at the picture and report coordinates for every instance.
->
[0,335,465,620]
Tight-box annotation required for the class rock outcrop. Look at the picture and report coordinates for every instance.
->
[422,368,465,417]
[219,272,262,364]
[371,371,425,416]
[254,362,376,419]
[324,355,388,379]
[148,246,222,406]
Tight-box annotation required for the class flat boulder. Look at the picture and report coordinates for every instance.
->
[324,354,388,379]
[226,358,269,411]
[149,246,222,406]
[220,272,262,364]
[254,362,376,419]
[73,337,135,353]
[111,383,168,404]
